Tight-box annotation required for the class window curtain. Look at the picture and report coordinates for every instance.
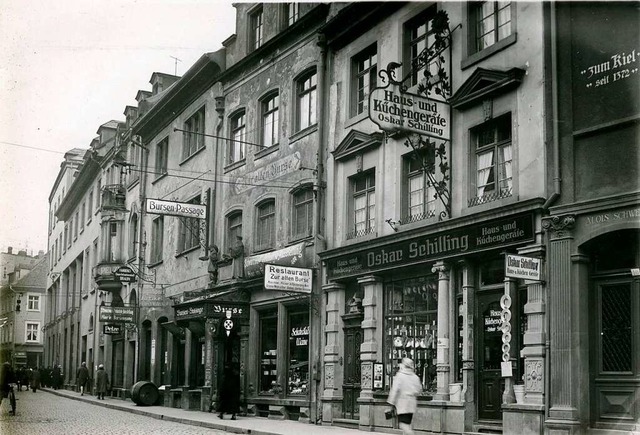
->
[476,150,494,196]
[498,144,513,191]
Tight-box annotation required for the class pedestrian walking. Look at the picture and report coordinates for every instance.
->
[29,367,40,392]
[52,364,61,390]
[217,364,240,420]
[95,364,109,400]
[386,358,422,435]
[76,362,89,396]
[0,361,16,415]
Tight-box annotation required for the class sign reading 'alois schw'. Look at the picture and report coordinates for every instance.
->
[369,84,450,141]
[326,213,534,279]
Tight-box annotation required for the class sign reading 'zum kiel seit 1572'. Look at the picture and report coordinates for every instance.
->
[145,198,207,219]
[369,84,451,141]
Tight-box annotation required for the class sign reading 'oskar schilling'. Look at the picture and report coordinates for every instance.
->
[505,254,541,281]
[326,213,534,279]
[145,198,207,219]
[369,84,451,141]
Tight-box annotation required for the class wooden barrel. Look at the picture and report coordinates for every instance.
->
[131,381,159,406]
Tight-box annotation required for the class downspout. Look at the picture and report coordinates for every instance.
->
[136,136,149,384]
[312,32,328,424]
[542,1,561,212]
[543,1,560,421]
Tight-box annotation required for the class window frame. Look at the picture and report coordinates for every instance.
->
[129,213,138,260]
[27,295,40,312]
[155,137,169,180]
[25,322,40,343]
[348,170,376,240]
[177,195,202,254]
[259,310,279,395]
[462,1,516,69]
[229,109,247,164]
[182,107,205,161]
[295,69,318,132]
[226,211,243,251]
[402,148,438,224]
[255,199,276,252]
[150,216,164,265]
[287,308,310,396]
[351,43,378,117]
[261,91,280,149]
[403,6,438,88]
[284,2,300,27]
[469,114,513,206]
[249,5,264,52]
[291,186,314,241]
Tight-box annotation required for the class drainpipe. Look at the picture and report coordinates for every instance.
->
[542,1,561,212]
[311,32,328,424]
[136,136,149,384]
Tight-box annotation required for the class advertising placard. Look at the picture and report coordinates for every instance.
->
[264,264,313,294]
[114,266,136,283]
[99,306,136,323]
[505,254,541,281]
[145,198,207,219]
[103,324,123,335]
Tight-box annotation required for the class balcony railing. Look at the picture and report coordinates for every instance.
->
[346,226,376,240]
[468,187,513,207]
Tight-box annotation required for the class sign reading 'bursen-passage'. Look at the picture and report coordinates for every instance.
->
[326,213,534,279]
[145,198,207,219]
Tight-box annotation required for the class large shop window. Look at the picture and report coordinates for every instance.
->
[260,314,278,394]
[288,311,309,395]
[384,275,438,393]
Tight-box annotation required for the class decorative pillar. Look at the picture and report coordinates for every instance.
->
[357,275,383,429]
[204,318,215,386]
[542,214,580,423]
[432,261,451,401]
[184,329,192,386]
[517,244,546,405]
[460,261,475,404]
[322,282,345,423]
[502,276,517,404]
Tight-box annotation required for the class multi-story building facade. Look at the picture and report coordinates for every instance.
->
[1,247,43,287]
[0,253,47,368]
[318,2,548,434]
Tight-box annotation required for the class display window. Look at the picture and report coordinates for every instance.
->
[259,313,278,394]
[384,275,438,393]
[288,311,310,395]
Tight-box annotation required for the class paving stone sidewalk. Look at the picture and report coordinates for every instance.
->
[43,388,392,435]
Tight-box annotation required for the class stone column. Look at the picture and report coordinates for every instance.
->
[432,261,451,401]
[518,244,546,405]
[460,261,475,405]
[184,329,192,386]
[204,318,215,386]
[357,275,383,429]
[322,282,345,423]
[542,214,581,424]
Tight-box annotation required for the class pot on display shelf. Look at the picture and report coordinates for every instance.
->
[394,336,404,348]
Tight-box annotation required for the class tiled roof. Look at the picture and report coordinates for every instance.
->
[12,254,49,290]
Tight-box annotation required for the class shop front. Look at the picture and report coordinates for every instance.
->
[321,208,544,433]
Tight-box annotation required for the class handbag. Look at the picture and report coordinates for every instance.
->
[385,408,394,420]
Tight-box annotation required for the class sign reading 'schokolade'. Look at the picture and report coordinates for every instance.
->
[326,213,534,279]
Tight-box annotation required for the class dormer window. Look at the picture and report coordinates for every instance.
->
[249,6,264,51]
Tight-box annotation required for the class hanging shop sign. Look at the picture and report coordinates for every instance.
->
[505,254,541,281]
[175,304,206,322]
[103,324,123,335]
[99,306,135,323]
[369,83,450,141]
[244,241,308,279]
[211,303,247,318]
[114,266,136,283]
[264,264,313,294]
[326,213,534,279]
[145,198,207,219]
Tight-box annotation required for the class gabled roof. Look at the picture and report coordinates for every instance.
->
[450,67,526,110]
[97,120,122,132]
[332,130,384,162]
[12,254,49,291]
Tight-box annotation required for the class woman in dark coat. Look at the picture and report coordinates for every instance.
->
[77,362,89,395]
[29,367,41,392]
[217,364,240,420]
[52,365,61,390]
[95,364,109,400]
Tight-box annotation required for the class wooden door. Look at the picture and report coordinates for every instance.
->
[342,325,363,420]
[477,292,504,420]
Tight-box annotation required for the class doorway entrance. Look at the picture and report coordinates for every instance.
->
[477,291,504,420]
[342,313,363,420]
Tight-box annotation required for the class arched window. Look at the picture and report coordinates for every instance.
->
[129,213,138,260]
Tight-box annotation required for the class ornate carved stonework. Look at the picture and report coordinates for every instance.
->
[462,361,475,370]
[361,362,373,389]
[525,360,543,392]
[542,214,576,238]
[325,364,335,388]
[432,262,450,279]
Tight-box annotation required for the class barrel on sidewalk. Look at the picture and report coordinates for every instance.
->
[131,381,159,406]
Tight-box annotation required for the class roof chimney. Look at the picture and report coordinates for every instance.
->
[7,247,12,254]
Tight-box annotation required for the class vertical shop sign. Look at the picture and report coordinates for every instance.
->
[500,294,513,377]
[151,339,156,364]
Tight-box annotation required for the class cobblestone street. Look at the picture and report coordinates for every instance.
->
[0,389,228,435]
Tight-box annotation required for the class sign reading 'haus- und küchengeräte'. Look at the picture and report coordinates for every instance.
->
[326,213,534,279]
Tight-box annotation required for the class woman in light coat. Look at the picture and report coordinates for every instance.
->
[387,358,422,435]
[95,364,109,400]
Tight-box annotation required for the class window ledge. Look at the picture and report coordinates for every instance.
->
[127,177,140,191]
[224,159,246,173]
[147,260,163,269]
[152,173,168,185]
[255,144,279,160]
[344,112,369,129]
[127,257,137,264]
[87,218,92,225]
[288,235,314,245]
[462,193,518,216]
[289,124,318,145]
[175,245,201,258]
[253,247,275,255]
[179,146,206,166]
[461,33,517,70]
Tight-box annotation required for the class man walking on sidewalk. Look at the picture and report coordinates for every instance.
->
[77,362,89,396]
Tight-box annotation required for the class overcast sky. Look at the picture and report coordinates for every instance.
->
[0,0,236,255]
